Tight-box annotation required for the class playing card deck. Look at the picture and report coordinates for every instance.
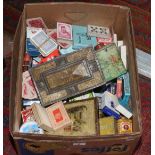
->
[72,25,97,49]
[88,25,111,39]
[57,22,72,40]
[30,30,58,57]
[38,49,60,64]
[45,99,98,136]
[31,102,72,131]
[46,102,72,131]
[47,29,72,48]
[21,108,35,123]
[22,71,38,99]
[26,27,42,38]
[26,38,40,57]
[26,17,47,29]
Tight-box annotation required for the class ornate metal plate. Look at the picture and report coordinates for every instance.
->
[29,47,104,106]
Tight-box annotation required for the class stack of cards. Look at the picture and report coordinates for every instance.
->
[88,25,111,39]
[48,28,72,49]
[57,22,72,40]
[31,102,72,131]
[26,17,47,29]
[30,30,58,57]
[72,25,97,49]
[22,71,38,99]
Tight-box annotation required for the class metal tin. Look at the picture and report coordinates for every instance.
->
[29,47,104,106]
[117,117,132,134]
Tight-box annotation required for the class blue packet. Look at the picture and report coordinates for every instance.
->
[26,38,40,57]
[60,45,76,55]
[72,25,97,49]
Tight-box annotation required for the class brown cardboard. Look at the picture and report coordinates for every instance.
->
[9,2,142,155]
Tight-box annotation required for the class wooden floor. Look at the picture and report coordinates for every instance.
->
[3,31,14,57]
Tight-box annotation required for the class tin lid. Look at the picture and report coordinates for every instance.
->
[19,121,44,134]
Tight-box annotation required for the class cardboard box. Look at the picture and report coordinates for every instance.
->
[9,2,142,155]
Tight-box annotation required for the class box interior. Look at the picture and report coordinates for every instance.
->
[11,3,141,137]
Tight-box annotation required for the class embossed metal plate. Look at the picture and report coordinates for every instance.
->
[29,48,104,106]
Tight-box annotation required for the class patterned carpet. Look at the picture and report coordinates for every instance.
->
[3,56,151,155]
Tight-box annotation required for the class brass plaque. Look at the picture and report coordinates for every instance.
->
[29,48,104,106]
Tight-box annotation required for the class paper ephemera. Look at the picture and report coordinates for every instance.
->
[22,71,38,99]
[30,30,57,57]
[26,17,47,29]
[88,25,111,38]
[26,27,42,38]
[47,29,72,48]
[57,22,72,40]
[21,108,34,123]
[46,102,72,130]
[97,37,113,45]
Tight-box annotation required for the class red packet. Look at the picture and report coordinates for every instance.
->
[21,108,34,123]
[39,49,60,64]
[26,17,47,29]
[22,71,38,99]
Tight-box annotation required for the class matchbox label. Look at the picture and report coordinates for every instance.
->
[53,108,63,123]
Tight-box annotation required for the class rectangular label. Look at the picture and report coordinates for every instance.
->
[53,108,63,123]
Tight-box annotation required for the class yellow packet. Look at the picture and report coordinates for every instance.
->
[99,117,115,135]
